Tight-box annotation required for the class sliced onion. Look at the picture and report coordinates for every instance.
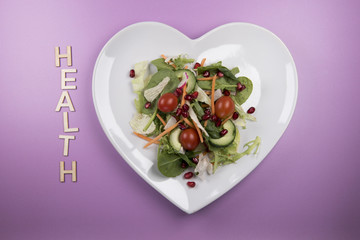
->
[213,89,223,101]
[188,103,209,137]
[195,153,213,180]
[177,72,188,88]
[164,116,177,130]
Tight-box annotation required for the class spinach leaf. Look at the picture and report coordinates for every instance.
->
[205,120,221,139]
[231,67,240,75]
[151,58,174,71]
[197,62,222,74]
[157,148,185,177]
[178,154,196,168]
[232,76,253,105]
[197,77,237,91]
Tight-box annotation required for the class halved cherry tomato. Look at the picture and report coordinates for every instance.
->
[157,93,178,113]
[179,128,199,151]
[215,96,235,119]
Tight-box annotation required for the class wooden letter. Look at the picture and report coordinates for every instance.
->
[63,112,79,133]
[59,135,75,156]
[55,91,75,112]
[60,161,77,182]
[55,46,72,67]
[61,69,77,90]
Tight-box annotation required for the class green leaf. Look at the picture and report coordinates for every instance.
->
[205,120,221,139]
[232,77,253,105]
[231,67,240,75]
[151,58,174,71]
[157,148,185,177]
[191,100,205,117]
[172,56,194,69]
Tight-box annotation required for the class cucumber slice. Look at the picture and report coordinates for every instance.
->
[175,70,196,93]
[169,128,182,151]
[209,120,236,147]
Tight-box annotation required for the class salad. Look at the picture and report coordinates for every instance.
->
[129,54,260,187]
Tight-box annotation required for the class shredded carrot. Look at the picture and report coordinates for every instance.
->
[203,151,207,156]
[200,58,206,67]
[180,84,187,107]
[211,75,217,114]
[156,113,166,126]
[221,113,234,125]
[192,119,204,143]
[201,103,210,107]
[133,132,159,144]
[184,65,188,69]
[204,91,212,96]
[197,77,214,81]
[204,120,208,127]
[143,119,184,148]
[161,54,176,68]
[183,118,194,128]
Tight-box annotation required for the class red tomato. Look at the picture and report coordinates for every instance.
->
[157,93,178,113]
[179,128,200,151]
[215,96,235,119]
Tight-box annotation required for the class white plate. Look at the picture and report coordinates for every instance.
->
[92,22,298,214]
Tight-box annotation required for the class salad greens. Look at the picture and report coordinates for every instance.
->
[130,54,260,179]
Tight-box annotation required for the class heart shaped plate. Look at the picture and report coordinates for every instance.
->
[92,22,298,214]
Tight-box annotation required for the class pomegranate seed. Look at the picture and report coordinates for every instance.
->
[236,82,243,91]
[194,62,201,69]
[129,69,135,78]
[175,108,182,116]
[223,89,230,96]
[217,71,224,77]
[202,114,211,120]
[211,115,218,122]
[247,107,255,114]
[191,91,199,99]
[215,119,222,127]
[182,111,189,118]
[204,108,211,115]
[176,88,183,96]
[187,181,196,188]
[220,129,228,136]
[203,71,210,77]
[181,161,188,168]
[184,172,194,179]
[184,94,192,101]
[192,157,199,164]
[178,123,187,130]
[144,102,151,109]
[232,112,239,120]
[182,104,189,112]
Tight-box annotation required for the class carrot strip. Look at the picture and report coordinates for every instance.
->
[133,132,160,144]
[197,77,214,81]
[170,63,176,68]
[180,84,187,107]
[183,118,194,128]
[211,75,217,114]
[156,113,166,126]
[221,114,234,125]
[200,58,206,67]
[201,103,210,107]
[184,65,188,69]
[161,54,167,59]
[204,120,208,127]
[192,119,204,143]
[143,119,184,148]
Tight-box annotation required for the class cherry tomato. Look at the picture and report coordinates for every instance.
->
[215,96,235,119]
[157,93,178,113]
[179,128,200,151]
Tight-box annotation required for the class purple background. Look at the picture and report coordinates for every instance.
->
[1,0,360,239]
